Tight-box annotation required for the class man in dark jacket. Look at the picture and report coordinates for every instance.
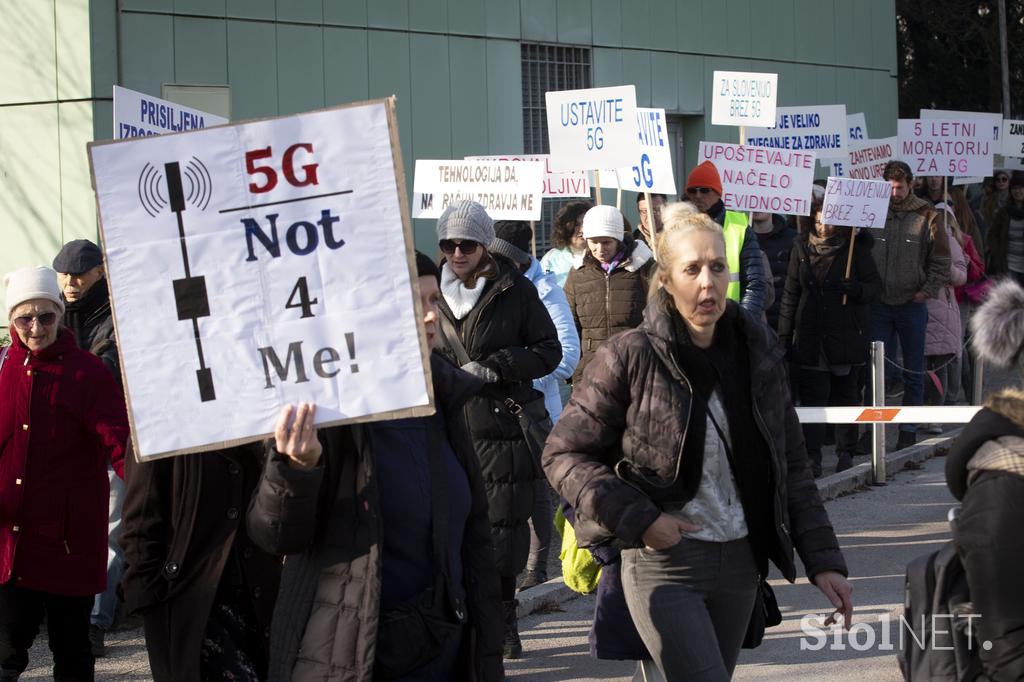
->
[53,239,123,657]
[684,161,773,316]
[752,212,796,331]
[872,161,951,450]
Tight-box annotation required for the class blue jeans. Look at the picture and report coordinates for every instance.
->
[91,465,125,630]
[871,301,927,433]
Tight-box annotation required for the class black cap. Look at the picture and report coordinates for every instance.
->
[1010,171,1024,190]
[415,251,441,282]
[53,239,103,275]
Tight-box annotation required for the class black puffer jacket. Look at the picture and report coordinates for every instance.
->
[542,291,847,583]
[246,354,503,682]
[435,259,561,576]
[777,230,882,367]
[946,392,1024,682]
[564,235,655,383]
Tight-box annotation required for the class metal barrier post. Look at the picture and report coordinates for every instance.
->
[972,357,985,406]
[871,340,886,485]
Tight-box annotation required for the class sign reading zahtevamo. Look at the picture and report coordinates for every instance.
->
[88,98,433,460]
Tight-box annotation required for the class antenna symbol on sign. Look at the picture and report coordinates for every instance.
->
[137,157,213,217]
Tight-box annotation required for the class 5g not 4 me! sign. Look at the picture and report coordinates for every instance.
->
[88,97,433,461]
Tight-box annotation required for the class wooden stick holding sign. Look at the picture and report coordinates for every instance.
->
[593,169,602,206]
[842,227,859,306]
[615,170,623,211]
[644,190,658,260]
[530,221,537,258]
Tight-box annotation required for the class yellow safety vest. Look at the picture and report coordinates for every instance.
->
[723,210,747,301]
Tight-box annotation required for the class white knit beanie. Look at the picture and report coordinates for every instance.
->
[4,266,65,318]
[582,205,625,241]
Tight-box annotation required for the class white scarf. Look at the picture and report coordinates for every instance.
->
[441,263,488,320]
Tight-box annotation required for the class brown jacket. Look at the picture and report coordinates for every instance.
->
[872,194,951,305]
[542,291,847,583]
[564,236,655,383]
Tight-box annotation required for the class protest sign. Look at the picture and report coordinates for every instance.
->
[921,109,1002,144]
[545,85,639,172]
[710,71,778,128]
[821,112,868,169]
[746,104,849,158]
[697,142,816,215]
[411,159,543,220]
[898,119,995,177]
[821,177,890,229]
[465,154,589,198]
[1003,119,1024,158]
[600,107,677,194]
[89,97,433,460]
[846,136,897,179]
[113,85,227,139]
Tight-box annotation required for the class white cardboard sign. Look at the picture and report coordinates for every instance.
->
[1003,120,1024,159]
[820,112,869,170]
[465,154,590,198]
[921,109,1002,143]
[545,85,639,172]
[898,119,995,177]
[746,104,849,157]
[821,177,891,228]
[847,112,868,142]
[88,98,433,460]
[710,71,778,128]
[697,142,816,215]
[846,137,898,180]
[411,160,544,220]
[612,107,677,194]
[113,85,228,139]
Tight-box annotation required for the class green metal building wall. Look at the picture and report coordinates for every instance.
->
[2,0,898,283]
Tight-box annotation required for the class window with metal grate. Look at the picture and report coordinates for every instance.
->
[521,43,592,253]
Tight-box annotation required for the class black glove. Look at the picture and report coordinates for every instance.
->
[836,278,863,300]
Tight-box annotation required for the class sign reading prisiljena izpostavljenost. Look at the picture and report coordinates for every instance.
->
[710,71,778,128]
[545,85,640,172]
[898,119,995,177]
[411,160,544,220]
[821,177,891,229]
[113,85,228,139]
[88,97,434,461]
[697,142,816,216]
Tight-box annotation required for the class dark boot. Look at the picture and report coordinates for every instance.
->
[88,624,105,658]
[517,570,547,592]
[855,430,872,455]
[808,450,823,478]
[896,430,917,451]
[502,599,523,659]
[835,452,854,473]
[0,670,20,682]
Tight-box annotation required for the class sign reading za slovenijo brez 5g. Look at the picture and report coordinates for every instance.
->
[88,97,434,461]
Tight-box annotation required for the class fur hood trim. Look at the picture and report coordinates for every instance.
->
[970,277,1024,368]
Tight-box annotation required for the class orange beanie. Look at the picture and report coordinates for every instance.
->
[686,160,723,196]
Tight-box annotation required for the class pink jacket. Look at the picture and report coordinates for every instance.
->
[925,224,968,357]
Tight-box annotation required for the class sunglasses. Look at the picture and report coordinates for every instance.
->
[687,187,714,194]
[439,239,480,255]
[12,312,58,330]
[997,176,1009,183]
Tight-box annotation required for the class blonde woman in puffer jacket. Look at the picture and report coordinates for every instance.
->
[923,209,968,430]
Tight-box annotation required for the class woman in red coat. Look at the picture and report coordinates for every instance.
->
[0,266,128,682]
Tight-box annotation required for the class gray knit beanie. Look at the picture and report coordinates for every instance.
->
[436,200,494,245]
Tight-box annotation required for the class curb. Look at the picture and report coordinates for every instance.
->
[518,429,961,618]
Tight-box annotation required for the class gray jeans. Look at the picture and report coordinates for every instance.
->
[622,537,758,682]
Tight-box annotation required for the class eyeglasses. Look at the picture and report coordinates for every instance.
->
[687,187,714,195]
[996,175,1010,183]
[12,312,58,331]
[439,239,479,255]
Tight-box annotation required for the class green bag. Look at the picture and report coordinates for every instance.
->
[555,506,602,595]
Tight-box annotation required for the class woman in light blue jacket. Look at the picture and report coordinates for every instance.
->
[491,221,580,589]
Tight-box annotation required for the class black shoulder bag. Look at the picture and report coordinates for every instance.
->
[373,426,468,680]
[437,315,551,473]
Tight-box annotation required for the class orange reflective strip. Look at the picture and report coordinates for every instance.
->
[856,408,900,422]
